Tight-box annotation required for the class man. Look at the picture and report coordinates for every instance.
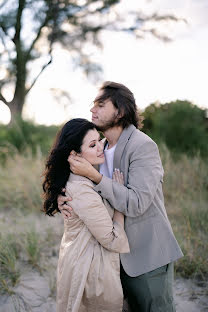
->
[59,81,183,311]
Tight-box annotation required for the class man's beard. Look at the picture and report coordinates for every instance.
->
[94,113,120,132]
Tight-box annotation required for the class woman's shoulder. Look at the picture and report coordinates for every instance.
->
[65,174,103,209]
[68,173,93,184]
[66,173,94,194]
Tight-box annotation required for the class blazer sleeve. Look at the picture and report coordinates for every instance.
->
[94,140,164,217]
[65,181,129,254]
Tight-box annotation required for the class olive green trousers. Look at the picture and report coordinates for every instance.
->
[121,263,176,312]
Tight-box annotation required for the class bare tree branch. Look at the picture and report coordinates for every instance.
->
[25,53,52,95]
[0,91,9,105]
[150,13,187,24]
[13,0,26,44]
[26,13,51,61]
[148,28,172,42]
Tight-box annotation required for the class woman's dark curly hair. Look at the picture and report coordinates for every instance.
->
[42,118,96,216]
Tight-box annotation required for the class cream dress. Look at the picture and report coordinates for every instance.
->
[56,174,129,312]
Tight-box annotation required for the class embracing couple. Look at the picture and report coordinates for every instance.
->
[42,81,183,312]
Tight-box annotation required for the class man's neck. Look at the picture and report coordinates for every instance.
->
[103,126,123,149]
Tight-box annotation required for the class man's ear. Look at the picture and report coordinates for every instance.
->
[116,109,124,119]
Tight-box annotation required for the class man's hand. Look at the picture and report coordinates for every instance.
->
[58,188,73,219]
[68,155,102,184]
[113,168,124,185]
[112,169,125,226]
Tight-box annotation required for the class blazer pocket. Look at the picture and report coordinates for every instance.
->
[146,264,168,278]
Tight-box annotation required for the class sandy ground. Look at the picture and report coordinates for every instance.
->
[1,260,207,312]
[0,274,207,311]
[0,213,207,311]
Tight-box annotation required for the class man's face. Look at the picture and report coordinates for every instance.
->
[90,90,119,132]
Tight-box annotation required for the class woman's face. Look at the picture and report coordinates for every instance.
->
[80,129,105,165]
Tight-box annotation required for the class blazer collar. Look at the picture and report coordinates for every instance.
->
[113,124,136,169]
[101,125,136,170]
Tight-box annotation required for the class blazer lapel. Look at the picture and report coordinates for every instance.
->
[98,125,136,172]
[113,125,136,170]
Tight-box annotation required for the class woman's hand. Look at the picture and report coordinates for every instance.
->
[112,168,124,185]
[68,155,102,184]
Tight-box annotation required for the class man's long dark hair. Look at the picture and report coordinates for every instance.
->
[42,118,96,216]
[97,81,143,129]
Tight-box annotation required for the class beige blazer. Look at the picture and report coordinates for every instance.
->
[56,174,129,312]
[94,125,183,277]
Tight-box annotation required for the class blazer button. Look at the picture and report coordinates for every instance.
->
[98,191,101,194]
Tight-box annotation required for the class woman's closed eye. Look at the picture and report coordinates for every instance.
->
[90,143,96,148]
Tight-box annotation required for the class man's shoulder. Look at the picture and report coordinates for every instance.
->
[129,128,156,147]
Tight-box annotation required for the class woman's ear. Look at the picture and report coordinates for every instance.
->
[70,150,77,156]
[68,150,77,163]
[69,150,81,158]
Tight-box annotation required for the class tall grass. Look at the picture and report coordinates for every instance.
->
[0,235,20,294]
[0,151,43,212]
[160,145,208,278]
[25,229,41,269]
[0,142,207,279]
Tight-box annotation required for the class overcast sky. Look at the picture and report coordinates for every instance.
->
[1,0,208,125]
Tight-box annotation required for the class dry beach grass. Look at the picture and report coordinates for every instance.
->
[0,147,208,311]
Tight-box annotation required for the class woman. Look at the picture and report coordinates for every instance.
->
[42,118,129,312]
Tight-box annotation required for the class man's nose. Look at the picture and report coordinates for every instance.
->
[90,106,96,113]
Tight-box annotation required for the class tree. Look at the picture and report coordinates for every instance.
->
[143,100,208,157]
[0,0,182,123]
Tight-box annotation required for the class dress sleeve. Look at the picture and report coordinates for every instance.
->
[66,181,129,254]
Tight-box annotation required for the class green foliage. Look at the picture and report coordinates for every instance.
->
[143,100,208,157]
[0,118,59,162]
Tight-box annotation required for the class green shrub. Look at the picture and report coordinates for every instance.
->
[0,118,59,162]
[143,100,208,157]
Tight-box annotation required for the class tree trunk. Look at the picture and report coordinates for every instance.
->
[8,0,27,124]
[8,70,26,124]
[8,42,27,124]
[9,93,26,125]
